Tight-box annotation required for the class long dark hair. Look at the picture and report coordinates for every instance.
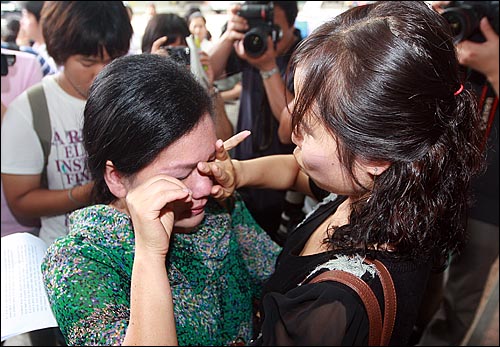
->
[289,1,484,262]
[83,54,212,204]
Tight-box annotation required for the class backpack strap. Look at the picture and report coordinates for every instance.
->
[309,259,397,346]
[27,83,51,188]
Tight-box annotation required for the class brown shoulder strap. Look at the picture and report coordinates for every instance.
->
[309,259,397,346]
[368,259,397,346]
[310,269,382,346]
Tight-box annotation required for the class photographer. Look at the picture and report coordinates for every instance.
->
[209,1,303,245]
[416,1,499,345]
[142,12,234,142]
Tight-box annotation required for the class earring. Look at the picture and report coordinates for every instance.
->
[373,167,378,175]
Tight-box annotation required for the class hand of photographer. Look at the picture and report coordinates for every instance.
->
[431,1,450,14]
[457,17,499,96]
[223,4,248,43]
[234,35,278,72]
[151,36,169,56]
[210,4,247,80]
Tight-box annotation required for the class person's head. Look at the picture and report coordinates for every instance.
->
[289,1,484,260]
[20,1,44,42]
[1,16,20,46]
[184,6,202,22]
[125,4,133,21]
[243,1,298,55]
[83,54,215,231]
[141,13,190,53]
[187,11,209,43]
[41,1,132,97]
[146,2,157,18]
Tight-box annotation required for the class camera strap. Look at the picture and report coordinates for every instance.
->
[477,82,498,151]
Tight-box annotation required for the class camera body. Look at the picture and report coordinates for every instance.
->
[162,46,191,66]
[441,1,499,43]
[237,2,282,58]
[1,53,16,76]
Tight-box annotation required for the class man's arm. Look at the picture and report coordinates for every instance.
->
[2,173,93,219]
[209,5,247,79]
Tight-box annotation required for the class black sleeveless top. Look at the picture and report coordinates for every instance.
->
[252,194,432,346]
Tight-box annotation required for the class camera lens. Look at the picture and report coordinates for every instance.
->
[444,12,464,38]
[243,28,268,58]
[441,5,482,44]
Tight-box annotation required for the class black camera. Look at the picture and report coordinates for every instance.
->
[441,1,499,44]
[1,53,16,76]
[161,46,191,66]
[237,2,282,58]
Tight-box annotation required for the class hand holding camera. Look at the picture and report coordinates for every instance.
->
[236,2,282,58]
[224,4,248,42]
[433,1,499,95]
[150,36,191,66]
[439,1,499,43]
[457,17,499,96]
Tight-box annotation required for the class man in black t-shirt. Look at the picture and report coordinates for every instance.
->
[210,1,304,245]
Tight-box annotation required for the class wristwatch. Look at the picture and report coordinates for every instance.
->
[260,67,279,80]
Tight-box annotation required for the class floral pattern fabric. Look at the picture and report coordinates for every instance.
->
[42,195,281,346]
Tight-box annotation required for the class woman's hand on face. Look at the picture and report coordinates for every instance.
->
[197,130,251,200]
[126,175,192,256]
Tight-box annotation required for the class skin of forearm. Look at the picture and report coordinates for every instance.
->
[234,154,302,191]
[220,83,242,101]
[262,73,293,123]
[209,32,234,80]
[262,75,294,144]
[6,189,77,218]
[124,252,177,346]
[3,181,93,219]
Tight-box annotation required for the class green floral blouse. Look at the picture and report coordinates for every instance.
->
[41,195,281,346]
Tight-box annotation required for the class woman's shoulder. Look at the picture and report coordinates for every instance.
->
[42,204,135,275]
[259,273,369,345]
[69,204,128,225]
[49,205,134,254]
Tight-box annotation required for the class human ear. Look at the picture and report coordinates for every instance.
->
[368,161,391,177]
[104,160,128,198]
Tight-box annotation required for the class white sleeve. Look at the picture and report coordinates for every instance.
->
[1,93,45,175]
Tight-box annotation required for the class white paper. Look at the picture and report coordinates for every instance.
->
[1,233,58,341]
